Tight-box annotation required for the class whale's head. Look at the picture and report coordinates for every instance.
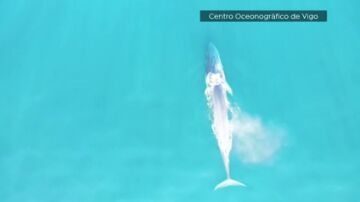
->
[206,43,222,74]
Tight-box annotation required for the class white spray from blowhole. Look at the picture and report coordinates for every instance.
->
[230,106,284,164]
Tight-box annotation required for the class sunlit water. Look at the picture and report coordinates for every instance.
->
[1,1,360,202]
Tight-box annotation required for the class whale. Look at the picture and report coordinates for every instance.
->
[205,43,245,190]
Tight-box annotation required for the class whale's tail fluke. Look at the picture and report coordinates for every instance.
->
[214,178,245,190]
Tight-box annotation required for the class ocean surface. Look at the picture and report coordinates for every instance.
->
[1,1,360,201]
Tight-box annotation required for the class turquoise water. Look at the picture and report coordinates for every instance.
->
[1,1,360,201]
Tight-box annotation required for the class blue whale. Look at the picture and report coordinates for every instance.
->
[205,43,245,190]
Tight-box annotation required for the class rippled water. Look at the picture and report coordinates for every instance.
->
[1,1,360,201]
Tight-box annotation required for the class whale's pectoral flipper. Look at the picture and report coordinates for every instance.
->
[214,178,246,190]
